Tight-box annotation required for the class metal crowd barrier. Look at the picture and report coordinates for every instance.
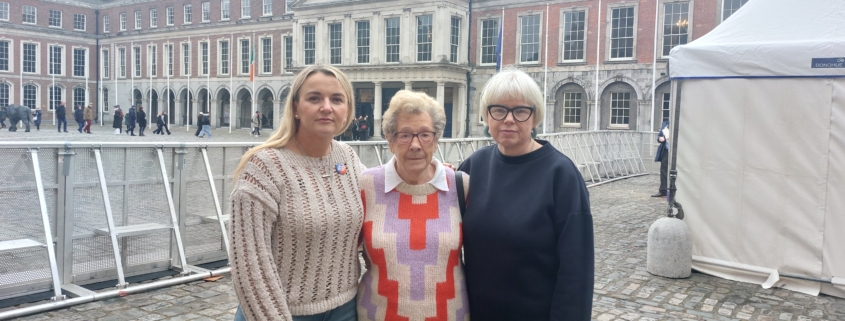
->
[0,130,655,319]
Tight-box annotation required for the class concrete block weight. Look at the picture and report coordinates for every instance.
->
[647,217,692,278]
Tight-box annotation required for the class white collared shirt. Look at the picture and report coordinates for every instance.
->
[384,156,448,193]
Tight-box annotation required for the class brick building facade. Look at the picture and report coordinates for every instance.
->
[0,0,747,135]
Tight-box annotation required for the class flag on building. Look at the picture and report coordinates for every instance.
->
[249,43,256,82]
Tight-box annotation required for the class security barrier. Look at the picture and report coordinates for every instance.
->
[0,130,656,318]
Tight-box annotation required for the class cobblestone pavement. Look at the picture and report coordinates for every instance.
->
[0,123,277,143]
[3,175,845,321]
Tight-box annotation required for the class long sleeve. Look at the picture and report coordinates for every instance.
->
[229,155,293,321]
[549,164,594,321]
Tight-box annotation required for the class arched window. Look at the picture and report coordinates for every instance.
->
[73,87,86,110]
[0,83,10,108]
[49,85,63,111]
[102,87,109,112]
[23,84,37,109]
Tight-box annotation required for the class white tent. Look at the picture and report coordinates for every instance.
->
[668,0,845,298]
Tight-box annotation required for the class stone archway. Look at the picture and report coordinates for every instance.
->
[180,88,194,125]
[145,89,159,118]
[653,81,672,131]
[217,88,231,128]
[133,89,143,107]
[599,81,639,130]
[257,88,274,129]
[235,88,252,129]
[554,82,589,131]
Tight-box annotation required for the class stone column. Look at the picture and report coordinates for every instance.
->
[211,99,219,128]
[404,81,413,91]
[373,81,383,138]
[456,84,466,137]
[401,8,411,63]
[371,11,381,64]
[174,99,183,125]
[292,19,300,67]
[435,81,445,109]
[316,17,326,65]
[344,14,354,65]
[273,98,283,130]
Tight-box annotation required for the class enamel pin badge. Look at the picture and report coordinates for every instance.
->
[335,163,347,175]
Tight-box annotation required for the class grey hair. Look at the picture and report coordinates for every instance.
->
[478,66,545,127]
[382,90,447,140]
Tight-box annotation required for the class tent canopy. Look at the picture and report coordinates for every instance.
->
[669,0,845,79]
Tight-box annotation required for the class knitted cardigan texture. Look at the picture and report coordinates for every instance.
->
[229,141,364,321]
[357,165,470,321]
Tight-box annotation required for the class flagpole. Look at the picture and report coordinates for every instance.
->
[593,0,602,131]
[229,33,233,134]
[251,32,256,121]
[651,0,660,131]
[187,36,191,131]
[543,3,549,135]
[167,39,170,123]
[207,37,211,117]
[499,8,504,69]
[109,43,115,126]
[149,42,153,122]
[51,45,56,125]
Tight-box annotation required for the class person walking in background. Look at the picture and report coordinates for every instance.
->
[112,105,124,135]
[250,111,261,137]
[137,106,147,136]
[32,107,42,131]
[56,101,68,133]
[652,120,671,198]
[357,115,369,141]
[74,105,84,133]
[153,113,164,135]
[198,113,212,138]
[160,111,171,135]
[126,106,137,136]
[457,68,594,320]
[83,104,94,133]
[194,113,203,137]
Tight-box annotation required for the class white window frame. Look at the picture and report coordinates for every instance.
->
[102,49,109,79]
[22,5,36,24]
[202,2,210,22]
[559,7,588,63]
[48,44,64,76]
[103,15,110,33]
[101,87,109,112]
[149,44,157,77]
[166,7,174,26]
[328,23,342,65]
[22,84,39,109]
[72,87,86,112]
[260,37,272,74]
[0,82,13,108]
[242,0,251,19]
[134,11,142,30]
[49,9,62,28]
[606,4,638,61]
[416,14,433,62]
[384,17,400,63]
[0,39,12,72]
[562,92,582,126]
[283,36,292,71]
[221,0,230,20]
[118,47,126,78]
[477,18,499,66]
[73,13,86,31]
[184,4,192,24]
[516,13,542,64]
[285,0,293,13]
[356,20,370,64]
[303,25,315,65]
[133,46,142,78]
[119,13,127,31]
[219,39,230,75]
[449,16,460,63]
[720,0,748,22]
[165,43,174,77]
[150,9,158,28]
[48,85,63,111]
[22,42,39,74]
[262,0,272,16]
[72,47,87,77]
[609,92,631,128]
[182,42,191,77]
[239,38,250,74]
[659,0,692,58]
[199,41,209,76]
[0,2,9,22]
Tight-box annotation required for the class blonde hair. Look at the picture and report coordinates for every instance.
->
[478,67,545,127]
[382,90,447,140]
[233,65,356,181]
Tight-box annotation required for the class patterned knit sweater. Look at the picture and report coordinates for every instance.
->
[229,141,364,321]
[357,164,470,321]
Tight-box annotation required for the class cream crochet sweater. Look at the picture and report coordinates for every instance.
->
[229,141,364,321]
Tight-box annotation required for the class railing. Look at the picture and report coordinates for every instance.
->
[0,130,656,319]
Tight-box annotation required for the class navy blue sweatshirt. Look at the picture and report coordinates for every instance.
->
[457,140,594,321]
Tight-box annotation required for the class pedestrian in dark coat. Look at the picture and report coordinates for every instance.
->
[137,107,147,136]
[74,105,84,133]
[159,112,171,135]
[112,106,123,135]
[652,120,670,197]
[126,107,137,136]
[56,102,68,132]
[194,113,203,137]
[33,107,42,131]
[153,113,164,134]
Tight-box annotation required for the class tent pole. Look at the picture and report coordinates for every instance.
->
[651,0,659,131]
[667,80,682,218]
[593,0,602,131]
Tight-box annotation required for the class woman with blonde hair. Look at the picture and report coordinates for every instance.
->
[230,64,362,321]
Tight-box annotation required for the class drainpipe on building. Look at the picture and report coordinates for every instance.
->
[95,10,100,112]
[464,0,473,137]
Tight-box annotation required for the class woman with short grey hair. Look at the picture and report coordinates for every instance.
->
[458,67,594,320]
[356,90,470,320]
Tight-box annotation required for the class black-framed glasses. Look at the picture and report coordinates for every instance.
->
[392,131,437,145]
[487,105,535,122]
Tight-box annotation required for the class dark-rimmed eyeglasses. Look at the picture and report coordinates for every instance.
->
[392,131,437,145]
[487,105,535,122]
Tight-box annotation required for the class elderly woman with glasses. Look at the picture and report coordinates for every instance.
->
[457,68,594,320]
[357,90,470,321]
